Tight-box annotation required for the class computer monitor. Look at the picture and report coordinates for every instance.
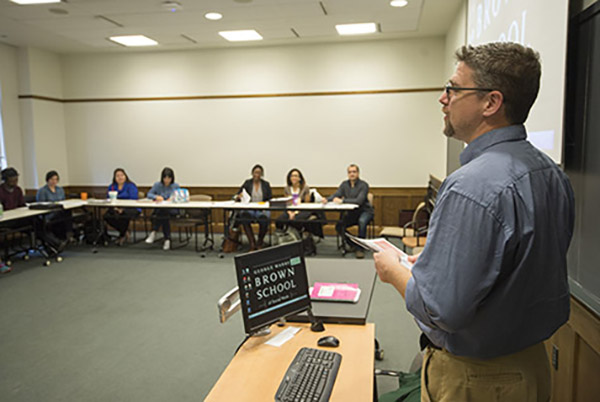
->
[234,241,311,335]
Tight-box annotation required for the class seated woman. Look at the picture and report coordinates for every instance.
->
[103,168,139,246]
[36,170,73,247]
[36,170,66,202]
[275,168,324,240]
[145,167,179,251]
[235,164,272,250]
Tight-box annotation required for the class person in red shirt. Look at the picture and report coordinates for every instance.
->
[0,167,25,211]
[0,167,26,274]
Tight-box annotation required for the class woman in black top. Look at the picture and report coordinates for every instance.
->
[234,164,272,250]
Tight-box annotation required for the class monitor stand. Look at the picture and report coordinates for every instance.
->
[307,308,325,332]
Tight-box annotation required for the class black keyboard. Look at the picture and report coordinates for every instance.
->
[275,347,342,402]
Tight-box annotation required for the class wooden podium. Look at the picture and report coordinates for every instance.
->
[206,322,375,401]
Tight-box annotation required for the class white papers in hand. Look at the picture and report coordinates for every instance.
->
[240,188,251,204]
[310,189,323,203]
[347,235,414,269]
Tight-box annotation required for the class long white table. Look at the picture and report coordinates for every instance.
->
[0,199,358,257]
[86,199,357,211]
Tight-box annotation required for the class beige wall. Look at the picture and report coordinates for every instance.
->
[0,42,24,182]
[61,38,448,187]
[1,38,453,189]
[17,47,69,188]
[444,0,467,176]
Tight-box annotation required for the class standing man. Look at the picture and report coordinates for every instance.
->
[325,164,373,259]
[374,43,575,401]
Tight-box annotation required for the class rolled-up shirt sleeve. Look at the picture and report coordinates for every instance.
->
[405,190,511,333]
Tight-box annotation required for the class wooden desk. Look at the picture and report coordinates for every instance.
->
[206,322,374,402]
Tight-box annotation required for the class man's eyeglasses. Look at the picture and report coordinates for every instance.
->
[444,84,495,99]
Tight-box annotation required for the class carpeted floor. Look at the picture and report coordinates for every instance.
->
[0,236,421,401]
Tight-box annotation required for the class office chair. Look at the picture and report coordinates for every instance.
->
[174,194,214,256]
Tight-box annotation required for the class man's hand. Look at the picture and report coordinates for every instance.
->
[321,198,328,204]
[155,195,164,202]
[373,249,412,298]
[332,197,343,204]
[407,251,422,265]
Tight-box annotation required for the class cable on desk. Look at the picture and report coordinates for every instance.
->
[234,335,250,356]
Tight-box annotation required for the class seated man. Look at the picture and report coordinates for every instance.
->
[325,164,373,259]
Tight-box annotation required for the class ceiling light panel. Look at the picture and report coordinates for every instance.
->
[335,23,377,36]
[109,35,158,47]
[219,30,263,42]
[390,0,409,7]
[10,0,61,4]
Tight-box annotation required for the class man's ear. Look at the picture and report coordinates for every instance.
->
[482,90,504,117]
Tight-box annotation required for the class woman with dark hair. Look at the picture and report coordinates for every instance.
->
[145,167,180,251]
[275,168,323,241]
[0,167,26,274]
[104,168,139,246]
[234,164,272,250]
[0,167,25,211]
[35,170,72,249]
[36,170,65,202]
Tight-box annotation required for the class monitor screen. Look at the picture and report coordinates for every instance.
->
[234,241,311,335]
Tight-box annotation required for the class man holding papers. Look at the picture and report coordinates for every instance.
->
[374,43,574,401]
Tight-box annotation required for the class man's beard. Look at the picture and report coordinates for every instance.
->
[443,117,455,138]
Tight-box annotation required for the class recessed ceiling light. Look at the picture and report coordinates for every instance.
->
[162,1,182,12]
[390,0,409,7]
[335,23,378,36]
[205,12,223,21]
[109,35,158,47]
[219,30,263,42]
[10,0,61,4]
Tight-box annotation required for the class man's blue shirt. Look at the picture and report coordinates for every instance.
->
[405,124,575,359]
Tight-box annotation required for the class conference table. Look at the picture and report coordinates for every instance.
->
[1,199,358,257]
[0,200,88,265]
[85,198,358,252]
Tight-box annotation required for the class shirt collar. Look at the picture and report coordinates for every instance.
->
[459,124,527,166]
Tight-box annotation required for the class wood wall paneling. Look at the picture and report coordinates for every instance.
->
[547,297,600,402]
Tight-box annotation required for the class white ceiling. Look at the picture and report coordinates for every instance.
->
[0,0,464,54]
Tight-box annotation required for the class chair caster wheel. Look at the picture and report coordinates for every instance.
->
[92,248,98,254]
[375,349,385,361]
[218,253,224,259]
[103,241,109,246]
[56,256,63,263]
[200,253,206,258]
[44,260,51,267]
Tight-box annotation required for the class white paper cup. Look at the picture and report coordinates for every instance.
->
[108,191,118,202]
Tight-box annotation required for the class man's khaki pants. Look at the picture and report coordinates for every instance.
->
[421,343,551,402]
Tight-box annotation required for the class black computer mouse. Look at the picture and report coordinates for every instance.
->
[317,335,340,348]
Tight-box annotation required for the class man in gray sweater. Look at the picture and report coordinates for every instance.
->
[324,164,373,258]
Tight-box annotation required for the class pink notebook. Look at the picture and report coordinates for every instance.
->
[309,282,361,303]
